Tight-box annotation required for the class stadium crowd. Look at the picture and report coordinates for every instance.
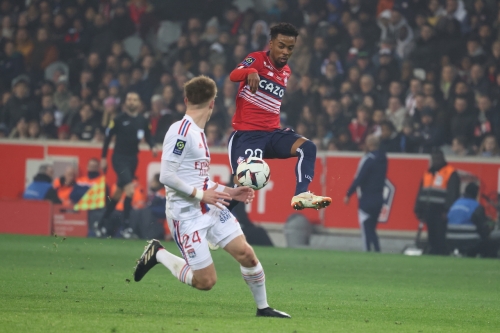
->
[1,0,500,156]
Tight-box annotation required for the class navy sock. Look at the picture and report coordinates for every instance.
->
[123,196,132,224]
[294,140,316,195]
[102,198,118,221]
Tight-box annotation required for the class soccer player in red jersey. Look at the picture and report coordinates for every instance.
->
[228,22,331,210]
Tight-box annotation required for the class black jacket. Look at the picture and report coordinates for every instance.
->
[2,96,39,130]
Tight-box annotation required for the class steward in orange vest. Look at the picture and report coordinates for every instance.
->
[112,180,147,211]
[414,150,460,254]
[53,166,77,207]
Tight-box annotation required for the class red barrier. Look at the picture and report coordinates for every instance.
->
[0,200,52,235]
[52,205,88,237]
[1,141,499,231]
[324,155,429,230]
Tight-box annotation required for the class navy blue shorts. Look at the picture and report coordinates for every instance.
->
[228,129,302,174]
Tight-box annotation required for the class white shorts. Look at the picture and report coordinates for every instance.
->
[167,207,243,271]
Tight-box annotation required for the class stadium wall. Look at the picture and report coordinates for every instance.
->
[1,141,499,232]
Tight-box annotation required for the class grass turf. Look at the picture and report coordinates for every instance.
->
[0,234,499,333]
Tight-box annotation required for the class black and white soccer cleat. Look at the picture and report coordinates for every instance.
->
[121,227,138,239]
[256,307,291,318]
[92,221,107,238]
[134,239,164,282]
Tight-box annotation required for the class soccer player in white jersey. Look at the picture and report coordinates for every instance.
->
[133,76,290,318]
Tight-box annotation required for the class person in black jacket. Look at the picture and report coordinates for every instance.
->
[380,120,402,152]
[95,92,158,238]
[344,135,388,252]
[2,76,39,132]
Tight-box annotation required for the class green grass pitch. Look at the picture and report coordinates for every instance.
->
[0,234,499,333]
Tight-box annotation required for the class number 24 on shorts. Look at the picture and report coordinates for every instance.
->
[182,231,201,250]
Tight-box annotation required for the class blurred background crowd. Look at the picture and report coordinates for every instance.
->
[1,0,500,157]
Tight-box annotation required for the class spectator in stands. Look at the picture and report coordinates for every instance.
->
[474,94,500,146]
[348,104,370,149]
[15,28,34,64]
[477,134,500,157]
[145,94,170,144]
[450,96,475,144]
[8,117,28,139]
[380,120,402,152]
[0,0,499,155]
[30,27,58,77]
[70,104,99,141]
[40,109,57,139]
[53,166,77,207]
[3,76,38,132]
[27,120,40,139]
[415,107,443,153]
[449,135,473,156]
[23,164,61,204]
[385,96,406,132]
[101,96,118,129]
[344,135,387,252]
[0,40,25,91]
[415,149,461,255]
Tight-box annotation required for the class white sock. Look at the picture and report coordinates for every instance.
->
[241,262,269,309]
[156,249,193,286]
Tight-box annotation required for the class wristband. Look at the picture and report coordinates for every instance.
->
[194,188,204,201]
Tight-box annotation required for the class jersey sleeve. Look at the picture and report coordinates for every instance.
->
[235,52,263,70]
[161,126,190,163]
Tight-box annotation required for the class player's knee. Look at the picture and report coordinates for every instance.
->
[236,243,257,266]
[299,139,316,156]
[124,184,134,196]
[195,276,217,291]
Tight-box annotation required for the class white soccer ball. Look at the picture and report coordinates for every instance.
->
[236,157,271,190]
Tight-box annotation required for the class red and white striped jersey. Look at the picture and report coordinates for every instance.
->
[233,51,291,131]
[161,115,211,220]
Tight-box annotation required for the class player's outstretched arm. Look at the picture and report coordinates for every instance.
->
[202,184,231,208]
[225,186,254,204]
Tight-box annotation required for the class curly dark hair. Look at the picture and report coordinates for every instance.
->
[270,22,299,40]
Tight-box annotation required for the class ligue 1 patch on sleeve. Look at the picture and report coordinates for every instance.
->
[240,56,255,67]
[173,139,187,155]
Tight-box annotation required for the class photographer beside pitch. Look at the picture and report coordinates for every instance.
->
[133,76,291,318]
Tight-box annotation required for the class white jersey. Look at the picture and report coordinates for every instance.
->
[162,115,211,220]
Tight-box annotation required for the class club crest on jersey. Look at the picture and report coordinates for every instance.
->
[241,56,255,67]
[173,139,186,155]
[187,248,196,259]
[258,78,285,99]
[237,156,245,165]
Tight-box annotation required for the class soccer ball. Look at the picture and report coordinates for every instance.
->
[236,157,271,190]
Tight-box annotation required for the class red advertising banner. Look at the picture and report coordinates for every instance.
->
[0,200,52,235]
[1,141,499,231]
[52,205,88,237]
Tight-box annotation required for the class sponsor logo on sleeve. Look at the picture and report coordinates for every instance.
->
[173,139,187,155]
[240,56,256,67]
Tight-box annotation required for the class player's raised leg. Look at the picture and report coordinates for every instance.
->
[223,235,291,318]
[289,137,331,210]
